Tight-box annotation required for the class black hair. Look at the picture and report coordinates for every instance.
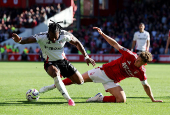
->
[48,20,63,33]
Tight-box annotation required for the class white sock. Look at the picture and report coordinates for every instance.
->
[54,76,71,101]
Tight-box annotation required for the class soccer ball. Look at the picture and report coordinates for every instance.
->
[26,89,40,101]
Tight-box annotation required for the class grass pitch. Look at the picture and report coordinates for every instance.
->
[0,62,170,115]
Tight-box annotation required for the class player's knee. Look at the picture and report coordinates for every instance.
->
[51,71,60,78]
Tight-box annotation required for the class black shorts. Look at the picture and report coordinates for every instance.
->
[44,59,77,78]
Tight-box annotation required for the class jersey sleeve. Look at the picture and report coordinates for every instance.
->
[61,30,74,42]
[33,34,41,42]
[133,32,137,41]
[169,30,170,37]
[33,31,47,43]
[147,32,150,41]
[138,67,147,81]
[119,47,137,58]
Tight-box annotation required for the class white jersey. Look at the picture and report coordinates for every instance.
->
[133,30,150,51]
[33,30,73,61]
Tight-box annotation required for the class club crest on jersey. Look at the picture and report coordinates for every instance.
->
[134,70,139,74]
[59,40,63,44]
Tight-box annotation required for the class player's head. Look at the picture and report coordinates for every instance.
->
[48,20,63,42]
[139,23,145,32]
[135,51,152,67]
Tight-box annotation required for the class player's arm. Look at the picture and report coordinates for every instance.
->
[146,33,150,52]
[12,33,37,44]
[131,33,137,52]
[93,27,122,51]
[165,36,170,54]
[146,40,150,51]
[69,36,96,67]
[141,81,163,102]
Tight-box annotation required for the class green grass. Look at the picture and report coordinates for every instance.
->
[0,62,170,115]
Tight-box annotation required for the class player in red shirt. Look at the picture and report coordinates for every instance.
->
[165,30,170,54]
[39,27,163,103]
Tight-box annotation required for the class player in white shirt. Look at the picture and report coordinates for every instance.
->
[131,23,150,55]
[12,20,96,106]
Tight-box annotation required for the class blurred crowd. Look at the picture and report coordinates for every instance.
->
[0,43,42,61]
[65,1,170,55]
[0,3,64,43]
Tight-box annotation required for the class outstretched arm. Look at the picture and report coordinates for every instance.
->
[69,36,96,67]
[93,27,122,51]
[142,84,163,102]
[12,33,37,44]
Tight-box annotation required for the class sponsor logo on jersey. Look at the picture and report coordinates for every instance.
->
[44,45,62,50]
[122,62,134,77]
[127,61,131,65]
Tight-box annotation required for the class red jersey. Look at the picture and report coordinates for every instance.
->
[103,48,147,83]
[169,30,170,37]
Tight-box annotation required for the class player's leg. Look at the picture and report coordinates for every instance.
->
[39,69,93,93]
[69,71,93,84]
[69,71,84,84]
[47,65,75,106]
[86,86,126,103]
[104,86,126,103]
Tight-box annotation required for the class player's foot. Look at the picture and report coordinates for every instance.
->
[39,86,49,93]
[86,93,104,102]
[39,85,55,93]
[68,99,75,106]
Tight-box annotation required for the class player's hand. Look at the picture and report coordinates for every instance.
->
[93,27,103,35]
[86,58,96,67]
[152,99,163,102]
[165,48,168,54]
[12,33,22,43]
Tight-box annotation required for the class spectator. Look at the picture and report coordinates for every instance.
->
[21,51,28,61]
[28,47,34,53]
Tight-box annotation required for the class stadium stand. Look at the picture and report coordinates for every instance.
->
[1,0,170,62]
[0,4,65,42]
[65,0,170,55]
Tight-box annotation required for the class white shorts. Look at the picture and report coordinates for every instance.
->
[88,66,120,90]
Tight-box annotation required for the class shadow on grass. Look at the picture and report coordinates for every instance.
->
[0,101,88,106]
[40,97,90,99]
[127,96,170,99]
[0,96,169,106]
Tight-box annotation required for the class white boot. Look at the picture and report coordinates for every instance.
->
[86,93,104,102]
[39,84,56,93]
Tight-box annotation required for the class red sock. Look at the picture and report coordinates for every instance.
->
[103,96,116,102]
[62,78,73,86]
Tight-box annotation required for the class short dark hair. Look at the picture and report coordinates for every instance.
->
[48,20,63,33]
[139,51,153,63]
